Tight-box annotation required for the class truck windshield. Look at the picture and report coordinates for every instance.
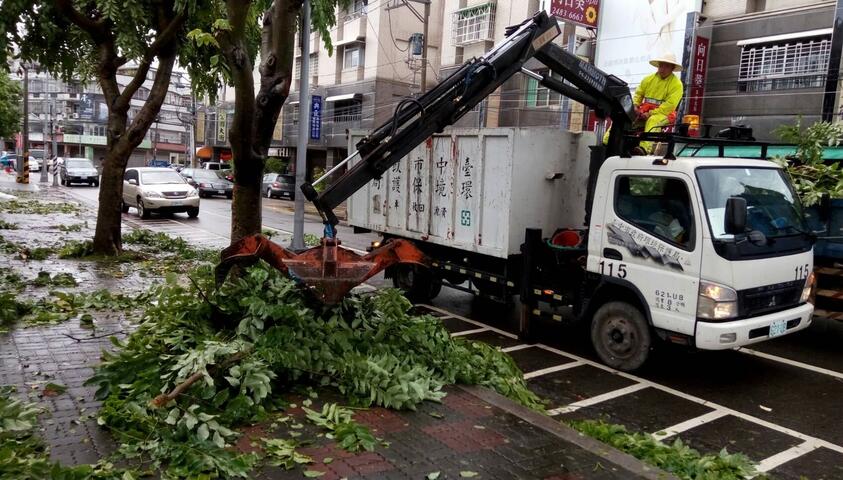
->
[696,167,807,240]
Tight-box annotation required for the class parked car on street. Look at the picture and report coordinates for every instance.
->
[202,162,230,171]
[122,167,199,219]
[28,149,45,172]
[180,168,233,198]
[60,158,100,186]
[262,173,296,200]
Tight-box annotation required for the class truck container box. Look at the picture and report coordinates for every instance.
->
[347,127,594,259]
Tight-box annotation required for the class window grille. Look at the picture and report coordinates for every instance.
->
[451,3,495,46]
[738,36,831,92]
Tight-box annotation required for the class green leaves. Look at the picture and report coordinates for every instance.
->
[774,119,843,206]
[261,438,313,469]
[568,419,762,480]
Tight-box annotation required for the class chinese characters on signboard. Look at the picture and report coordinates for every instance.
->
[687,36,709,117]
[217,110,227,142]
[310,95,322,140]
[550,0,600,29]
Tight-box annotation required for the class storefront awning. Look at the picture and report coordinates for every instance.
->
[325,93,362,103]
[196,146,212,159]
[737,28,832,46]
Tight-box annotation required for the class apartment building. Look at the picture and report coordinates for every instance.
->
[436,0,592,130]
[700,0,839,140]
[278,0,446,175]
[7,62,195,167]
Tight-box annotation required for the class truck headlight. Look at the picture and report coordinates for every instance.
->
[697,280,738,320]
[143,190,163,198]
[801,271,816,304]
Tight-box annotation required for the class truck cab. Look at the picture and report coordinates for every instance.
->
[577,155,815,369]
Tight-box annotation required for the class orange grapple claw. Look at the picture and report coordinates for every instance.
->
[216,234,428,304]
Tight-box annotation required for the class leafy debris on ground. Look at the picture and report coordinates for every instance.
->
[0,199,80,215]
[567,419,767,480]
[84,262,541,477]
[0,219,18,229]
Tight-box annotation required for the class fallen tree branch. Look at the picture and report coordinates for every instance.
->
[151,350,251,408]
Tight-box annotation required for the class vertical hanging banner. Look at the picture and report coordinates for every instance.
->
[310,95,322,140]
[550,0,600,29]
[687,36,709,117]
[217,110,227,142]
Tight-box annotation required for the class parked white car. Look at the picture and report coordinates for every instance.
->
[122,167,200,219]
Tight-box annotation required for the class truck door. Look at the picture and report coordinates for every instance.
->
[598,172,702,337]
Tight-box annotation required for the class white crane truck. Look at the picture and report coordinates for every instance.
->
[301,11,817,371]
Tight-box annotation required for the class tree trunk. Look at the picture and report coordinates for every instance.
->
[92,140,132,254]
[225,0,298,243]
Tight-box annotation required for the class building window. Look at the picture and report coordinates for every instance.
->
[343,46,363,69]
[310,53,319,85]
[295,57,302,80]
[451,3,495,46]
[525,70,562,108]
[738,35,831,92]
[290,104,299,126]
[333,99,362,122]
[346,0,367,20]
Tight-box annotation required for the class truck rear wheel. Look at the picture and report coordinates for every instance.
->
[392,264,441,303]
[590,301,651,371]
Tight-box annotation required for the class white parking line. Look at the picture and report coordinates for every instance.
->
[652,410,729,440]
[546,383,649,416]
[533,343,843,456]
[755,440,822,473]
[523,361,585,379]
[500,344,532,353]
[450,327,490,337]
[417,304,519,339]
[737,347,843,381]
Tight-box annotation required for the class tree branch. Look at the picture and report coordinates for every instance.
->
[114,3,187,112]
[54,0,108,41]
[150,350,251,407]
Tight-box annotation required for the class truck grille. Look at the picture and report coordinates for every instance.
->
[738,280,804,317]
[162,191,187,199]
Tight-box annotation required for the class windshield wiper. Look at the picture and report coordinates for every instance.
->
[780,224,817,241]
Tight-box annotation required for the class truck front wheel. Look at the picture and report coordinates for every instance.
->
[590,301,651,371]
[392,264,442,303]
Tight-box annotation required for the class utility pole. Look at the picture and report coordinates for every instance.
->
[40,96,49,182]
[387,0,432,93]
[51,101,59,187]
[291,0,311,250]
[20,65,28,179]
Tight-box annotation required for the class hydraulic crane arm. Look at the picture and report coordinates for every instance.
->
[301,11,635,229]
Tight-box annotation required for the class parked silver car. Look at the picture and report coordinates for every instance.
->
[122,167,200,219]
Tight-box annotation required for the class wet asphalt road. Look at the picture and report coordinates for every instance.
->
[66,184,843,479]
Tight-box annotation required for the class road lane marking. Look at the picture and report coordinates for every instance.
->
[523,361,585,379]
[450,327,490,337]
[546,384,649,416]
[651,410,729,440]
[755,440,822,473]
[737,347,843,380]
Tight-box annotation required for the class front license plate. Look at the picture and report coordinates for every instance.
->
[217,190,225,194]
[769,319,787,338]
[171,201,183,206]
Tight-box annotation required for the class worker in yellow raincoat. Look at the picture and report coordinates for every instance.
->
[604,52,684,153]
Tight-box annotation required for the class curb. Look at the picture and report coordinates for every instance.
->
[459,385,679,480]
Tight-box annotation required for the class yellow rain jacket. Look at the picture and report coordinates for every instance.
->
[634,72,684,121]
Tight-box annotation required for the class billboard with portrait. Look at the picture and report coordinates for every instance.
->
[595,0,701,89]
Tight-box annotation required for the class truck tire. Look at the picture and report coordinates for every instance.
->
[392,264,442,302]
[590,301,651,371]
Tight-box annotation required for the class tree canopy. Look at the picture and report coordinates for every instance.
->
[0,70,21,139]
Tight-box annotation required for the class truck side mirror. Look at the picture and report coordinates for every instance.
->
[725,196,747,235]
[128,179,138,186]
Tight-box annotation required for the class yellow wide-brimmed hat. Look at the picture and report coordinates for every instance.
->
[649,52,683,72]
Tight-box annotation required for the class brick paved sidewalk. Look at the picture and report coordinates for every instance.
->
[0,180,672,479]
